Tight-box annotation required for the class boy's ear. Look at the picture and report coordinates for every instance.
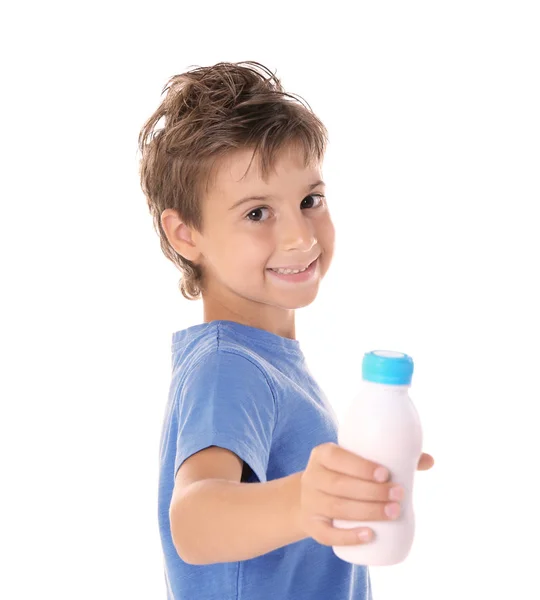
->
[160,209,202,263]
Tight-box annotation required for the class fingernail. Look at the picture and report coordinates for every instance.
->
[389,486,404,501]
[358,529,372,541]
[374,467,389,482]
[385,503,401,519]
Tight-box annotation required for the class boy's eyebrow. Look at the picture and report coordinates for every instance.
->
[229,180,326,210]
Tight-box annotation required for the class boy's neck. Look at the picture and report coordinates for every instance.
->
[202,293,296,340]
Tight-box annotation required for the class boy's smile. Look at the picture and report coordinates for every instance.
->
[267,255,321,282]
[164,142,335,338]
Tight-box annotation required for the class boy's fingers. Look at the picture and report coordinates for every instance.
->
[313,443,390,482]
[315,490,398,521]
[315,465,397,502]
[417,453,435,470]
[309,515,373,547]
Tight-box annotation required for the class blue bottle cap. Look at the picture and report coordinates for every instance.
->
[362,350,414,385]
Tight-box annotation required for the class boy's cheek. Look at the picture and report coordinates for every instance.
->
[321,225,336,262]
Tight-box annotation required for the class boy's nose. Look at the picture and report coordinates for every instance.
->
[279,212,317,253]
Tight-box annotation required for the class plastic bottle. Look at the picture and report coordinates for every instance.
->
[332,350,423,566]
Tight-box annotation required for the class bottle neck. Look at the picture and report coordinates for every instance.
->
[362,380,410,393]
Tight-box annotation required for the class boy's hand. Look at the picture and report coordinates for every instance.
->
[298,443,435,547]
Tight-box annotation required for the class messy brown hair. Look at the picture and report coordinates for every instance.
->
[137,61,328,300]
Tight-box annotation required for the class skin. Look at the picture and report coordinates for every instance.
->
[161,142,334,340]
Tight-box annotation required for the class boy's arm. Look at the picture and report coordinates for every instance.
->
[169,446,307,565]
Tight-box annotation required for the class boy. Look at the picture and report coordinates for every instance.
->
[138,61,434,600]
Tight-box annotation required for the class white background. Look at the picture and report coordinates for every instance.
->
[2,1,539,598]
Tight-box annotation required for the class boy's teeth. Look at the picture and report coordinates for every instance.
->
[272,266,308,275]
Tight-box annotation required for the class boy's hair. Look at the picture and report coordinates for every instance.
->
[137,61,328,300]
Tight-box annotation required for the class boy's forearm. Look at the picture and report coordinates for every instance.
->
[170,471,307,564]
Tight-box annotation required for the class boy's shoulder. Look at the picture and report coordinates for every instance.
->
[172,320,274,380]
[171,320,307,395]
[173,320,260,357]
[170,322,279,409]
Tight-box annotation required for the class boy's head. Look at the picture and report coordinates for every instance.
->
[138,61,334,312]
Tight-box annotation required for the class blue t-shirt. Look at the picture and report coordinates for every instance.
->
[158,320,372,599]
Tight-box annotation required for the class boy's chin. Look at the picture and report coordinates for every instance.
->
[289,298,316,309]
[273,289,320,310]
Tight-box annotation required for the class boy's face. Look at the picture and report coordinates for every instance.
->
[191,143,335,314]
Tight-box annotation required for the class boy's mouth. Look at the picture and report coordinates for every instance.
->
[266,256,320,281]
[268,256,318,275]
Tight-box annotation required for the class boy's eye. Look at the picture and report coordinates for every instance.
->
[246,207,270,222]
[246,194,325,222]
[301,193,325,209]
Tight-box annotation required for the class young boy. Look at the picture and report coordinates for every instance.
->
[138,61,434,600]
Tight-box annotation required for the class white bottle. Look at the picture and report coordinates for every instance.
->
[332,350,423,566]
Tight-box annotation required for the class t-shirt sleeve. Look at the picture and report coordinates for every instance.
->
[173,349,276,483]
